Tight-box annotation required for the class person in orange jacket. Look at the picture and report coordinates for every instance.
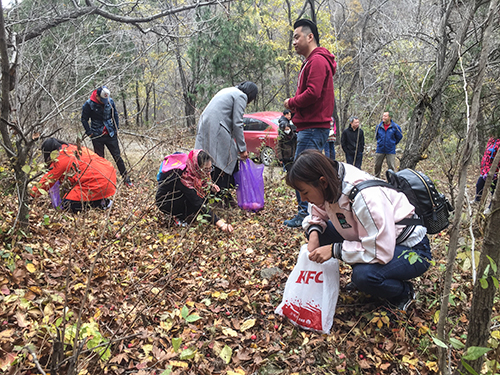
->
[31,138,117,212]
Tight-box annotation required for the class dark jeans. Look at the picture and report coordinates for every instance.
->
[345,152,363,169]
[294,128,329,216]
[63,198,111,213]
[91,134,127,178]
[475,175,497,201]
[317,221,432,302]
[324,141,336,160]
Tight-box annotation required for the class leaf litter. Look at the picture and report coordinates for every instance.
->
[0,165,496,375]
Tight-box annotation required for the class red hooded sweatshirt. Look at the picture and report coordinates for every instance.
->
[288,47,337,131]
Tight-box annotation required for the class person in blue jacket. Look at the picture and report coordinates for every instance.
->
[81,86,133,187]
[374,111,403,178]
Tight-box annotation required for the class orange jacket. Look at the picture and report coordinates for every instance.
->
[32,145,116,201]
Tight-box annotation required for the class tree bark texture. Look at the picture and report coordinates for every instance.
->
[457,0,499,373]
[400,0,481,170]
[457,185,500,373]
[437,0,496,373]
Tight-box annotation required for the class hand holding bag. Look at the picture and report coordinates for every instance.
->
[275,244,340,334]
[233,159,265,211]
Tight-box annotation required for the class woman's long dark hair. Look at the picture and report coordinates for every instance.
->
[41,138,68,163]
[197,150,213,167]
[236,81,258,104]
[286,149,342,203]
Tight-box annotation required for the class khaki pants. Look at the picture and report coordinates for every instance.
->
[374,153,396,178]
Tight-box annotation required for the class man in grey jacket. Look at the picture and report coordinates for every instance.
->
[194,81,258,207]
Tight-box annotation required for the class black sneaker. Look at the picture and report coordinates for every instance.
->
[345,282,358,292]
[389,282,416,312]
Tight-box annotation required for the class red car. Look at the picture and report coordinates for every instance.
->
[243,111,282,166]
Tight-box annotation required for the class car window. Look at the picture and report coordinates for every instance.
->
[244,118,270,131]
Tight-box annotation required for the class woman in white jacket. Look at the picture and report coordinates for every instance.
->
[286,150,431,311]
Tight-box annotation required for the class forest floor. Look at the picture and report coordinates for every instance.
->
[0,139,499,375]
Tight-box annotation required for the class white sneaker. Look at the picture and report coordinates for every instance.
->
[484,207,491,215]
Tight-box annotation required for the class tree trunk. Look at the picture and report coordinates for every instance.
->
[400,0,480,170]
[175,44,196,132]
[456,1,499,372]
[135,80,141,127]
[144,83,150,125]
[437,1,494,373]
[121,88,129,127]
[0,0,30,231]
[457,185,500,374]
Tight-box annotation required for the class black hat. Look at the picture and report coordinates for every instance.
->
[41,138,67,163]
[236,81,258,104]
[293,19,320,45]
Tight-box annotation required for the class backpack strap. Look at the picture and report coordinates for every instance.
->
[348,179,424,243]
[348,180,394,201]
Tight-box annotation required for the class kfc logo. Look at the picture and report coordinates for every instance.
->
[295,271,323,284]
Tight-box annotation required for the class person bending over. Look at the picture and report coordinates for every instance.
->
[156,149,233,233]
[32,138,117,212]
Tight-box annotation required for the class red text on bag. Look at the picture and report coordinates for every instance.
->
[295,271,323,284]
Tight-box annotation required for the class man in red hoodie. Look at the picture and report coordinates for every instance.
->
[284,19,337,227]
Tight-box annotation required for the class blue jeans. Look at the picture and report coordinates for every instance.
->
[345,152,363,169]
[324,141,336,160]
[294,128,329,216]
[317,221,431,302]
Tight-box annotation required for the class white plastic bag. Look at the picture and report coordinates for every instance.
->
[275,244,340,334]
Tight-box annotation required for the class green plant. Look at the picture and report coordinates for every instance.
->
[479,256,499,290]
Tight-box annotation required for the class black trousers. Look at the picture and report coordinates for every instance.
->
[91,134,127,178]
[63,198,112,213]
[211,165,238,190]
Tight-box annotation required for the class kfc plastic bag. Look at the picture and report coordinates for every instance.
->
[233,159,265,211]
[275,244,340,334]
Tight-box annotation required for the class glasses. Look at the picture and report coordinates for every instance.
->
[203,165,214,173]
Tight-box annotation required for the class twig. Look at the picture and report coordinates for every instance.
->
[465,191,477,283]
[23,345,47,375]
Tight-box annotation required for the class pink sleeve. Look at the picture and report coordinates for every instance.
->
[302,204,329,233]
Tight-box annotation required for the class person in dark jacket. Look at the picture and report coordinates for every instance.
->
[81,86,132,187]
[283,18,337,228]
[156,149,233,232]
[341,116,365,169]
[277,121,297,172]
[278,109,294,131]
[374,111,403,178]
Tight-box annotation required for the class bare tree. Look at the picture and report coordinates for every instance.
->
[400,0,483,170]
[0,0,231,231]
[436,1,497,373]
[455,2,500,373]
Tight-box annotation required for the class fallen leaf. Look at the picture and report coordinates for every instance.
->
[16,311,30,328]
[219,345,233,364]
[240,319,256,332]
[26,263,36,273]
[0,329,15,342]
[222,327,238,337]
[169,360,188,368]
[0,352,17,371]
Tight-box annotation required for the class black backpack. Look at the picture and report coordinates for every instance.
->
[348,169,454,235]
